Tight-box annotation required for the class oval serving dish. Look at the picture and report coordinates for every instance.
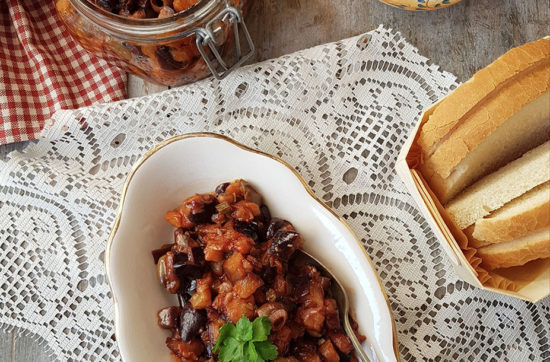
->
[106,133,400,362]
[378,0,463,10]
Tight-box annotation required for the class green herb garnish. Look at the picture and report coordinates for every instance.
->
[213,316,278,362]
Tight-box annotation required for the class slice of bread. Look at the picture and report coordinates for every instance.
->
[477,227,550,270]
[420,92,550,203]
[446,140,550,229]
[462,225,491,248]
[418,38,550,203]
[472,182,550,243]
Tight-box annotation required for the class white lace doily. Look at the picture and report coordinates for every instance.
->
[0,26,548,361]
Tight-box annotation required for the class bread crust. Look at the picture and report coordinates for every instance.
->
[473,201,550,243]
[418,37,550,156]
[477,230,550,270]
[428,65,550,179]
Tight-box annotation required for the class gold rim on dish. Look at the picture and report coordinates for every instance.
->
[105,132,401,361]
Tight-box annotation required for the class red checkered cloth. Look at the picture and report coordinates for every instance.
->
[0,0,127,145]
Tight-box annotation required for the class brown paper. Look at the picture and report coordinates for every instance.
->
[492,258,550,289]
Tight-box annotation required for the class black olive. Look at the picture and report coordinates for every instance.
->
[215,182,230,196]
[267,230,300,261]
[174,263,204,281]
[339,353,353,361]
[157,306,180,330]
[189,247,205,265]
[188,200,217,225]
[292,275,310,299]
[260,265,277,286]
[172,251,188,265]
[179,302,207,341]
[254,205,271,242]
[185,279,197,296]
[266,218,292,240]
[260,205,271,224]
[233,220,259,242]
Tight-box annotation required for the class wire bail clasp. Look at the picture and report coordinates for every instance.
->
[195,6,254,80]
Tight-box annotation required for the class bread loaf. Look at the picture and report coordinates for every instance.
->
[419,38,550,204]
[472,182,550,243]
[477,227,550,270]
[445,141,550,230]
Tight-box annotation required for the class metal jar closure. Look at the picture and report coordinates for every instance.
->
[58,0,254,86]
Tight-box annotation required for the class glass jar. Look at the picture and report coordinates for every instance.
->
[55,0,254,87]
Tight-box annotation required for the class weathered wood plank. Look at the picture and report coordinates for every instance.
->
[12,330,54,362]
[0,330,13,362]
[245,0,549,82]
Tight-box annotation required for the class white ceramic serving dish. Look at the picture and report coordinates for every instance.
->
[106,133,400,362]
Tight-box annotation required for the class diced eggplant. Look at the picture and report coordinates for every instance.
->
[179,302,207,341]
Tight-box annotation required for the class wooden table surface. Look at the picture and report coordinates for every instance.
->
[2,0,548,360]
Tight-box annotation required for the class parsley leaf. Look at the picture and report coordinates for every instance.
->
[236,315,253,341]
[255,340,279,360]
[251,316,271,342]
[218,337,242,361]
[213,323,236,353]
[214,316,278,362]
[244,341,260,361]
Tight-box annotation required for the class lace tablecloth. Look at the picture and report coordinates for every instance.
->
[0,26,548,361]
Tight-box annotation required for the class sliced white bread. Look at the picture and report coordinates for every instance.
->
[462,225,491,248]
[418,38,550,203]
[472,181,550,243]
[477,227,550,270]
[446,140,550,230]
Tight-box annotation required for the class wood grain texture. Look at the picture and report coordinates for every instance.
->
[244,0,550,82]
[2,0,549,360]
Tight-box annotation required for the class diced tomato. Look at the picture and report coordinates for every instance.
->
[231,233,254,255]
[225,294,255,324]
[270,326,292,355]
[231,200,261,222]
[198,222,255,260]
[223,252,247,282]
[233,273,264,299]
[329,332,354,354]
[319,340,340,362]
[190,273,213,310]
[324,299,340,331]
[165,210,183,228]
[297,306,325,332]
[204,247,224,262]
[166,337,204,360]
[273,274,288,296]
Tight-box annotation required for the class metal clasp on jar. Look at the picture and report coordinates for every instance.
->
[194,6,254,80]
